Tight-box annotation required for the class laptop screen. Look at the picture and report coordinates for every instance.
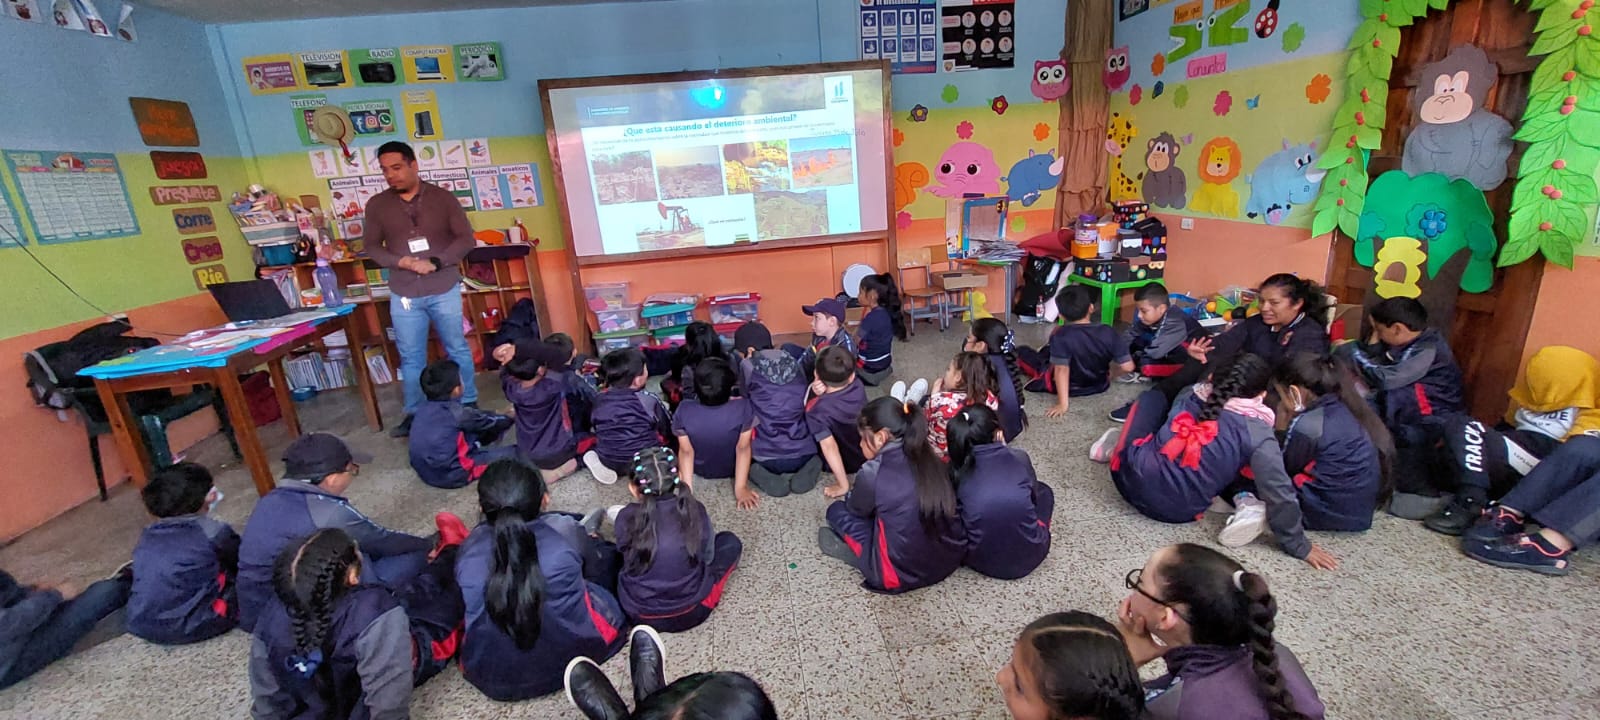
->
[209,280,294,322]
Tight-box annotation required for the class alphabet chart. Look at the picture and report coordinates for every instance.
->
[3,149,141,244]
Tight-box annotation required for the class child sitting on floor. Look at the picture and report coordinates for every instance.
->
[855,273,905,386]
[808,345,869,499]
[1122,282,1204,383]
[1044,284,1133,418]
[664,322,732,411]
[494,339,582,482]
[544,333,599,434]
[817,397,966,594]
[1461,433,1600,576]
[947,405,1053,580]
[996,612,1144,720]
[409,359,516,489]
[672,358,758,508]
[0,567,131,691]
[797,297,856,379]
[615,448,742,633]
[734,322,822,499]
[126,462,239,645]
[898,351,1000,459]
[585,347,674,486]
[968,318,1029,441]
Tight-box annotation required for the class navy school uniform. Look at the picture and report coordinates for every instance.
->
[1125,310,1204,374]
[455,514,626,701]
[1281,394,1382,531]
[1341,327,1466,445]
[1048,322,1131,397]
[986,353,1027,442]
[856,307,895,376]
[807,380,869,475]
[502,372,578,471]
[1143,643,1326,720]
[549,364,599,434]
[742,351,816,463]
[672,398,755,479]
[590,387,674,473]
[1211,312,1330,369]
[408,399,516,489]
[126,515,239,645]
[616,500,742,633]
[1111,389,1317,559]
[826,441,967,593]
[796,328,857,379]
[956,445,1054,580]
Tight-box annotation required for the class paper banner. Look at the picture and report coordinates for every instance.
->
[343,99,396,137]
[180,236,223,265]
[454,42,504,81]
[5,1,43,22]
[439,139,466,168]
[401,90,442,140]
[172,206,216,235]
[115,1,132,40]
[349,48,399,86]
[243,54,300,94]
[290,94,330,146]
[51,0,83,30]
[401,45,454,83]
[148,185,220,205]
[149,150,206,180]
[192,264,229,291]
[464,138,491,167]
[296,50,353,90]
[129,98,199,147]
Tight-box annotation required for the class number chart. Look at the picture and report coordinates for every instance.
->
[4,150,141,244]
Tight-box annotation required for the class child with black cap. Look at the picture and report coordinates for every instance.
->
[237,433,469,632]
[494,339,583,482]
[795,297,856,379]
[409,359,517,489]
[126,462,239,645]
[734,321,821,500]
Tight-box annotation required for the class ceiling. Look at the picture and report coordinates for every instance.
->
[134,0,644,24]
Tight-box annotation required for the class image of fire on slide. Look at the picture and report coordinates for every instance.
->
[722,140,791,193]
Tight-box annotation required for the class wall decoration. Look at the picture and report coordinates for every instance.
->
[290,94,330,146]
[1213,90,1232,116]
[242,55,300,94]
[1186,52,1227,79]
[892,129,905,148]
[5,1,43,22]
[128,98,198,147]
[310,106,357,166]
[1280,22,1304,52]
[51,0,82,30]
[343,99,397,138]
[1167,0,1203,62]
[4,149,139,243]
[149,150,206,179]
[941,0,1015,72]
[71,0,107,36]
[114,1,132,41]
[1190,136,1242,218]
[1003,149,1064,206]
[1120,0,1149,21]
[1031,59,1071,101]
[1253,0,1281,38]
[1244,94,1260,109]
[172,207,215,235]
[1105,111,1142,202]
[909,104,930,122]
[1354,171,1498,331]
[1173,85,1189,108]
[192,264,228,291]
[956,120,975,140]
[401,45,455,83]
[465,138,492,166]
[1032,123,1051,141]
[941,85,960,103]
[180,236,224,266]
[1141,132,1186,209]
[1400,46,1513,192]
[990,96,1009,115]
[402,90,442,140]
[1305,74,1332,104]
[455,42,504,81]
[1245,139,1324,225]
[296,50,353,90]
[860,0,938,74]
[928,141,1001,197]
[0,183,22,246]
[349,48,399,86]
[1104,45,1131,91]
[1152,53,1167,76]
[894,162,929,212]
[1130,84,1143,105]
[148,185,219,205]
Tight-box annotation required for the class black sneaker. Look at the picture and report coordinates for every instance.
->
[1109,403,1131,424]
[1463,506,1524,546]
[563,656,626,720]
[628,626,667,705]
[1424,494,1483,536]
[462,401,479,410]
[389,414,414,438]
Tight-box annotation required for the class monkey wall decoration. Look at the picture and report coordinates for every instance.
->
[1141,132,1187,209]
[1400,45,1513,191]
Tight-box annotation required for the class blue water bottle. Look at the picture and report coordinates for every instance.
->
[313,259,344,308]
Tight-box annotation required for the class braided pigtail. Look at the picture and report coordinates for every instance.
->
[1016,611,1144,720]
[1199,353,1271,422]
[971,318,1027,406]
[272,529,360,691]
[1240,572,1309,720]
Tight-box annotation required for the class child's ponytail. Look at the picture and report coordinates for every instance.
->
[972,318,1026,406]
[1276,352,1396,506]
[861,273,907,340]
[624,447,707,574]
[478,460,547,650]
[272,529,361,696]
[945,404,1001,489]
[858,397,957,526]
[1199,353,1272,422]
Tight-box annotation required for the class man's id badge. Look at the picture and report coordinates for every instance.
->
[407,236,431,253]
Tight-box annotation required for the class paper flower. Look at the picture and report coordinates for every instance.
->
[1282,23,1306,53]
[909,104,929,122]
[1033,123,1051,141]
[1306,74,1332,104]
[1153,81,1165,98]
[991,95,1009,115]
[956,120,975,140]
[941,84,960,103]
[1419,209,1448,239]
[897,211,914,230]
[1011,216,1027,233]
[1213,90,1233,116]
[1152,53,1167,77]
[892,128,905,147]
[1130,84,1143,106]
[1174,85,1190,108]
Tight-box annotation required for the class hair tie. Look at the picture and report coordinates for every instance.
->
[1001,329,1016,353]
[902,399,911,414]
[1231,570,1246,592]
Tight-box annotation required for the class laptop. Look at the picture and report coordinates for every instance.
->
[209,280,294,322]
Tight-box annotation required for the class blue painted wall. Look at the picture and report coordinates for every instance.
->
[1113,0,1359,93]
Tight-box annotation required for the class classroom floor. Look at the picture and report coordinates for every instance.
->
[2,322,1598,720]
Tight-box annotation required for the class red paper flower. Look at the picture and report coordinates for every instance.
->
[1033,123,1051,141]
[1130,84,1143,106]
[956,120,975,139]
[897,211,914,230]
[1213,90,1233,116]
[991,95,1009,115]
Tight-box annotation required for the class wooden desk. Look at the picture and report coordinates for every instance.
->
[90,312,383,496]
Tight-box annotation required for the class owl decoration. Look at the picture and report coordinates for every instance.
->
[1031,59,1071,101]
[1104,46,1131,92]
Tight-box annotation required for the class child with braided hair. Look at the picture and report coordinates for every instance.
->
[967,318,1029,441]
[248,528,465,718]
[1117,544,1326,720]
[1098,354,1340,569]
[996,611,1145,720]
[616,447,742,633]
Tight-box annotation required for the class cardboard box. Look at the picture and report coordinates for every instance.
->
[937,271,988,290]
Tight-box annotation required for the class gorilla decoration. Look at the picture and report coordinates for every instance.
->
[1400,45,1514,191]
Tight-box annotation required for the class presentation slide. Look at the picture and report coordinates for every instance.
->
[545,66,890,258]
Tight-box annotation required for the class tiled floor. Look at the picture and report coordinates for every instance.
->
[2,324,1598,719]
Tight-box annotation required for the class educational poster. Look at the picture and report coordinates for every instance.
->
[941,0,1015,72]
[0,184,22,246]
[290,94,329,146]
[401,45,454,83]
[401,90,442,140]
[5,0,43,23]
[71,0,107,36]
[343,99,396,137]
[464,138,492,167]
[426,168,473,209]
[501,163,542,208]
[454,42,504,81]
[309,148,341,179]
[4,150,140,243]
[859,0,938,75]
[349,47,399,86]
[296,50,353,90]
[414,141,442,171]
[51,0,82,30]
[438,139,466,168]
[470,168,505,211]
[243,54,300,94]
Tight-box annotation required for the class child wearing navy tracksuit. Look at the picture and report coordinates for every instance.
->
[1123,283,1205,379]
[457,460,626,701]
[616,448,742,632]
[495,339,582,481]
[249,529,465,719]
[808,346,869,498]
[584,347,674,485]
[544,333,599,434]
[1273,353,1391,533]
[1108,354,1339,570]
[968,318,1028,442]
[409,359,516,489]
[947,406,1053,580]
[672,358,756,500]
[854,273,904,386]
[1043,285,1133,417]
[735,322,823,498]
[818,397,967,594]
[126,463,238,645]
[796,298,857,380]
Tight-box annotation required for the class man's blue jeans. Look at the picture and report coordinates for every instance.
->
[392,284,477,416]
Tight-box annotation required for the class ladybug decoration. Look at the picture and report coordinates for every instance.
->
[1254,0,1281,39]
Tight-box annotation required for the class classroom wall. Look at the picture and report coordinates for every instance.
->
[1524,257,1600,364]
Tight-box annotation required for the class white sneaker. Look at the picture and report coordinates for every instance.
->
[1089,427,1120,463]
[905,378,930,404]
[890,380,908,401]
[583,451,619,485]
[1218,493,1267,548]
[606,504,625,524]
[1207,496,1233,514]
[1116,372,1148,384]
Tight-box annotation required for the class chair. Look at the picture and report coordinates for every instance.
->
[23,348,241,501]
[897,251,952,335]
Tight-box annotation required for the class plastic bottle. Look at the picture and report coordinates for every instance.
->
[314,259,344,308]
[507,217,528,244]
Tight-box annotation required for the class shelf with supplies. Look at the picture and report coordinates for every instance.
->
[258,245,547,374]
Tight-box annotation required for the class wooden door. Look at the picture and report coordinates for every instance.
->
[1325,0,1540,420]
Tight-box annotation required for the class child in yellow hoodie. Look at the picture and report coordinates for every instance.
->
[1424,346,1600,536]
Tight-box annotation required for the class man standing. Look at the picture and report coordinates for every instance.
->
[364,141,478,436]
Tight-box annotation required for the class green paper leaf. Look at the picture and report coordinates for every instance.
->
[1312,209,1339,237]
[1527,88,1570,118]
[1575,38,1600,76]
[1534,4,1585,37]
[1509,206,1541,245]
[1497,237,1540,268]
[1347,20,1379,51]
[1530,46,1579,94]
[1557,201,1590,238]
[1516,113,1569,143]
[1356,125,1383,148]
[1338,209,1363,247]
[1376,25,1402,57]
[1388,2,1420,26]
[1526,0,1566,11]
[1519,136,1564,175]
[1428,0,1450,10]
[1542,231,1577,268]
[1531,25,1581,57]
[1566,108,1600,146]
[1317,146,1355,170]
[1358,0,1386,17]
[1364,49,1394,81]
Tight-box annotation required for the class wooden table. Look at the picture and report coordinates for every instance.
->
[89,312,383,496]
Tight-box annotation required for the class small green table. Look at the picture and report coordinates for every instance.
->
[1065,274,1166,326]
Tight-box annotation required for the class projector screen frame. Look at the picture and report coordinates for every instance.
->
[539,60,898,338]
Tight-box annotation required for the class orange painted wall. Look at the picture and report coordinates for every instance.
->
[1,294,228,542]
[1523,257,1600,365]
[1162,218,1335,298]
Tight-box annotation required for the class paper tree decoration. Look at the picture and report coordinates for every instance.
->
[1355,171,1498,330]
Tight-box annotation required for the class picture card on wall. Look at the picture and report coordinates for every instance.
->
[432,168,473,208]
[940,0,1015,72]
[470,168,504,210]
[860,0,938,75]
[401,45,454,83]
[291,94,330,146]
[115,1,132,41]
[243,54,301,94]
[297,50,353,90]
[310,148,341,179]
[464,138,491,167]
[51,0,83,30]
[439,140,466,168]
[343,99,396,137]
[6,0,43,23]
[501,163,542,208]
[414,141,442,170]
[71,0,109,36]
[402,90,442,140]
[455,42,504,81]
[359,145,383,175]
[350,48,399,86]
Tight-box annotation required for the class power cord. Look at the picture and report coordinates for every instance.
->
[1,221,191,337]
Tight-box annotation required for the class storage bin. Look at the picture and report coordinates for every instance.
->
[593,329,649,354]
[242,221,302,247]
[258,242,297,267]
[642,302,696,330]
[651,324,688,346]
[584,282,631,311]
[714,322,743,349]
[594,304,642,333]
[708,293,761,324]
